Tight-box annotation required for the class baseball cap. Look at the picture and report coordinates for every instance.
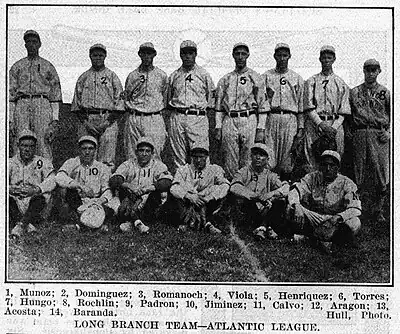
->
[24,30,40,42]
[233,42,249,53]
[321,150,341,164]
[18,129,37,142]
[275,43,290,52]
[78,135,98,147]
[78,203,105,229]
[180,40,197,50]
[191,145,209,156]
[136,136,155,150]
[90,43,107,54]
[139,42,156,52]
[320,45,335,55]
[251,143,269,156]
[363,58,380,69]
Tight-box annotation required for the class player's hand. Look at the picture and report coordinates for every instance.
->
[9,185,23,197]
[19,184,41,198]
[44,120,60,144]
[326,215,343,226]
[215,128,222,142]
[292,203,304,225]
[122,183,143,197]
[378,130,390,143]
[93,197,107,206]
[93,120,110,136]
[186,193,205,207]
[258,191,273,203]
[79,185,95,198]
[255,128,265,143]
[318,122,337,139]
[199,194,213,204]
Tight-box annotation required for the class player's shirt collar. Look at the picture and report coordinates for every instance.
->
[274,67,289,74]
[235,66,249,75]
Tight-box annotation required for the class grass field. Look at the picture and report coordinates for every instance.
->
[7,104,392,283]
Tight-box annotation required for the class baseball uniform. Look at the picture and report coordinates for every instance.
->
[124,66,168,159]
[263,68,304,173]
[350,82,390,192]
[71,67,124,171]
[303,73,351,169]
[9,57,62,160]
[215,68,269,180]
[168,64,215,172]
[288,171,362,237]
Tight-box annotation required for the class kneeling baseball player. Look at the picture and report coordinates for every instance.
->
[230,143,290,241]
[55,136,113,232]
[108,137,172,233]
[9,130,56,238]
[168,145,230,234]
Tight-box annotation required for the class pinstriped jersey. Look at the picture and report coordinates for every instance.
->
[71,67,124,112]
[304,73,351,116]
[56,157,111,200]
[170,163,229,200]
[216,67,269,113]
[9,56,62,102]
[168,64,215,110]
[263,68,304,113]
[125,66,168,113]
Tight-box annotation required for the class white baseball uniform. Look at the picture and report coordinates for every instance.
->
[215,67,269,180]
[71,67,124,171]
[168,64,215,172]
[263,68,304,173]
[9,154,55,214]
[303,73,351,169]
[124,66,168,159]
[9,56,62,160]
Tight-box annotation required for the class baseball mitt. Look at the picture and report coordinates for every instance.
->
[313,218,339,241]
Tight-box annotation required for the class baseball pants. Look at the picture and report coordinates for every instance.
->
[13,97,53,160]
[221,114,258,180]
[9,195,46,229]
[168,111,209,173]
[124,113,166,160]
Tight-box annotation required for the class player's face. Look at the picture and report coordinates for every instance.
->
[90,50,106,70]
[251,150,268,169]
[24,36,41,56]
[139,49,156,67]
[364,67,381,85]
[192,153,208,171]
[136,144,153,167]
[19,138,36,162]
[274,49,291,69]
[180,49,197,68]
[320,157,339,183]
[233,47,249,69]
[319,52,336,69]
[79,142,96,165]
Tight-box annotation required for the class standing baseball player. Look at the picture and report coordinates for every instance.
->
[169,145,230,234]
[287,150,362,254]
[9,30,62,160]
[71,43,124,172]
[9,130,56,238]
[124,42,168,159]
[167,40,215,173]
[262,43,304,179]
[230,143,289,241]
[350,59,390,223]
[303,45,351,170]
[108,137,173,234]
[55,136,113,232]
[215,43,269,180]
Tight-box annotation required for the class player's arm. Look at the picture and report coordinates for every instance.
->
[170,168,192,200]
[230,169,257,200]
[214,77,225,141]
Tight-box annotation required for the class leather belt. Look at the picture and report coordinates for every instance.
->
[319,114,339,121]
[228,110,256,118]
[354,124,388,131]
[270,109,294,115]
[174,108,206,116]
[18,94,48,100]
[132,110,161,116]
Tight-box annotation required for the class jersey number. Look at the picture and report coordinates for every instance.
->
[280,77,287,85]
[89,168,98,176]
[139,75,146,83]
[101,77,108,85]
[376,90,386,100]
[251,174,258,182]
[194,171,203,179]
[240,77,247,85]
[185,74,193,83]
[322,80,329,90]
[36,160,43,169]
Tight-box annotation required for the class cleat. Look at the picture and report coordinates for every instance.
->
[253,227,266,241]
[120,221,132,232]
[266,227,279,240]
[134,220,149,234]
[10,222,24,238]
[26,223,37,234]
[205,222,222,235]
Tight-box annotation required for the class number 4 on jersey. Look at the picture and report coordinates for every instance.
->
[185,74,193,83]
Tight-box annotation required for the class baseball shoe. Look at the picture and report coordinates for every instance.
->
[134,220,149,234]
[99,224,109,233]
[253,227,266,241]
[10,222,24,239]
[291,234,306,243]
[266,227,279,240]
[62,224,80,233]
[120,221,133,232]
[205,222,222,235]
[26,223,38,234]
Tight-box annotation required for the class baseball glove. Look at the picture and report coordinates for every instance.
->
[181,205,205,231]
[313,218,339,241]
[118,196,143,218]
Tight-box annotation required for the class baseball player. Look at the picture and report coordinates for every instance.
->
[55,135,113,232]
[262,43,304,179]
[167,40,215,173]
[108,137,172,233]
[169,146,230,234]
[215,43,269,180]
[287,150,361,254]
[350,59,390,223]
[9,130,56,238]
[230,143,289,241]
[9,30,62,160]
[303,45,351,170]
[71,43,124,172]
[124,42,168,159]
